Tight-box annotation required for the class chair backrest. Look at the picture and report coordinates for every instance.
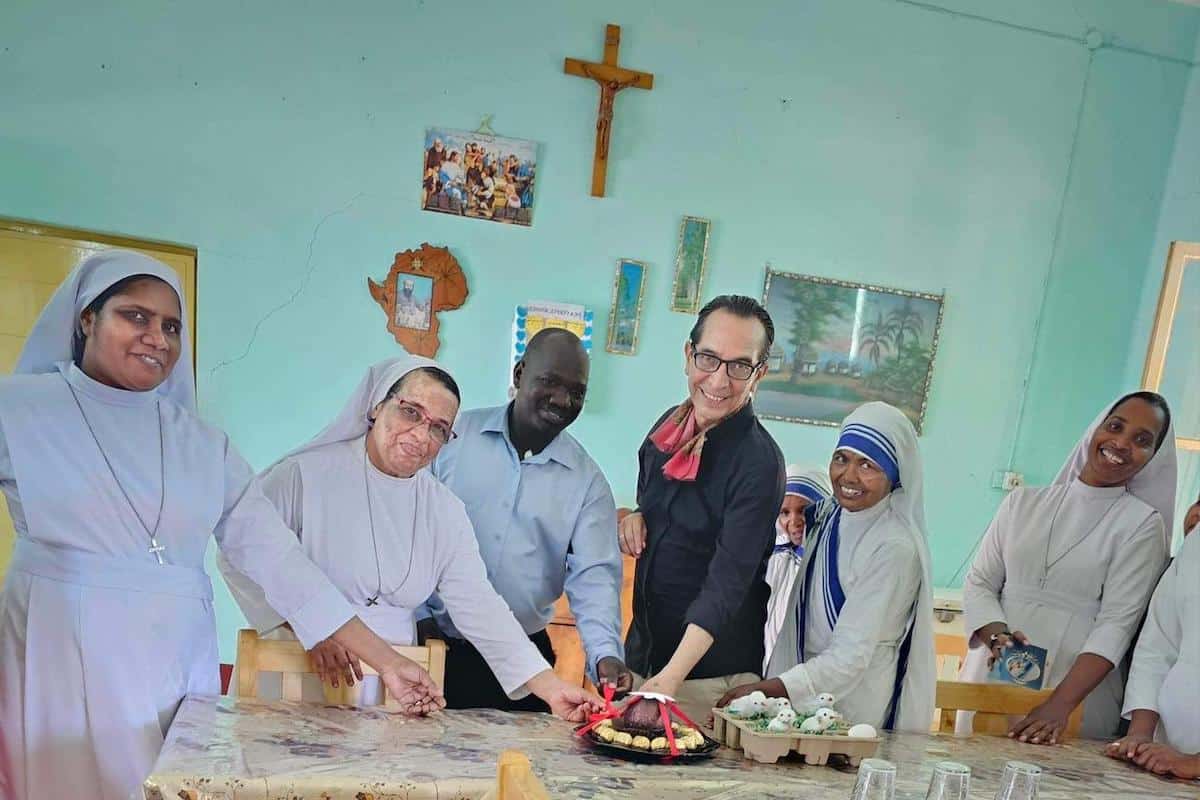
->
[934,633,967,679]
[930,634,968,731]
[935,680,1084,738]
[235,628,447,708]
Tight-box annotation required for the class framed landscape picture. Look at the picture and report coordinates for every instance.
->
[606,259,647,355]
[757,270,944,433]
[670,216,711,313]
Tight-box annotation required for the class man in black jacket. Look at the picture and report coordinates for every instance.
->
[619,294,786,722]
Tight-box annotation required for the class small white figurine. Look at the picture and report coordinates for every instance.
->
[799,707,836,733]
[764,697,792,717]
[847,723,878,738]
[727,690,769,718]
[766,707,798,732]
[799,692,838,715]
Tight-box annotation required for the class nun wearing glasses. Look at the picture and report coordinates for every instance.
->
[218,355,601,721]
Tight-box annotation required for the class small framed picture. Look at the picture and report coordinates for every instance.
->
[421,127,538,226]
[670,216,711,313]
[393,272,434,332]
[606,259,648,356]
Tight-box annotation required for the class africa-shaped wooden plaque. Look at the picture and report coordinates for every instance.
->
[368,243,469,357]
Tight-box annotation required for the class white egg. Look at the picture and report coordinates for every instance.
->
[847,723,878,738]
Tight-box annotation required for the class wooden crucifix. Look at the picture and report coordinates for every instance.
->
[564,24,654,197]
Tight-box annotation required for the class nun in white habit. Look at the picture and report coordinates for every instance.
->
[1106,531,1200,780]
[218,356,602,720]
[763,464,832,671]
[960,392,1176,743]
[0,252,441,800]
[721,402,936,732]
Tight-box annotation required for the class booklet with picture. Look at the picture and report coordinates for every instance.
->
[988,642,1049,691]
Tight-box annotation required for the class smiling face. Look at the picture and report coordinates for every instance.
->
[78,277,183,391]
[828,449,892,512]
[685,308,767,429]
[1184,500,1200,537]
[511,332,589,441]
[779,495,811,545]
[1078,397,1166,488]
[366,371,459,478]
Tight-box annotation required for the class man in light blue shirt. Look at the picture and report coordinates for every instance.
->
[424,328,630,711]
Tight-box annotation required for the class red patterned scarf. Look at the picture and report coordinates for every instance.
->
[649,400,708,481]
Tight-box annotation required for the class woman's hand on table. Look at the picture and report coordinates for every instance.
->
[1131,743,1200,780]
[1008,698,1071,745]
[378,656,446,716]
[308,637,363,689]
[528,671,603,722]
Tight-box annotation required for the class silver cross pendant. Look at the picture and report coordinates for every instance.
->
[148,537,166,565]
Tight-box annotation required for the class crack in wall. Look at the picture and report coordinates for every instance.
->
[207,192,366,376]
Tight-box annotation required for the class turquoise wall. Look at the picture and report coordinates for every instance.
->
[2,0,1197,661]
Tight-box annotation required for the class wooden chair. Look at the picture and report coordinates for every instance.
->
[930,633,969,731]
[487,750,551,800]
[235,628,447,708]
[934,633,967,679]
[935,680,1084,738]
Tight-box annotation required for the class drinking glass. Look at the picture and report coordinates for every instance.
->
[851,757,897,800]
[925,760,971,800]
[994,760,1042,800]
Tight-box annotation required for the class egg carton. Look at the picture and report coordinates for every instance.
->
[711,708,881,765]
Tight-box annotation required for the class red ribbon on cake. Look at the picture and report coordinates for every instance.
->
[658,699,680,756]
[574,682,623,739]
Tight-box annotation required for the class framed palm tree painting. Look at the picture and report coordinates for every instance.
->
[758,269,945,433]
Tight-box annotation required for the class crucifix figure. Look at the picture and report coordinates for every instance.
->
[564,24,654,197]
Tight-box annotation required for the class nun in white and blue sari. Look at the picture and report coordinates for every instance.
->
[763,464,832,671]
[762,402,936,731]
